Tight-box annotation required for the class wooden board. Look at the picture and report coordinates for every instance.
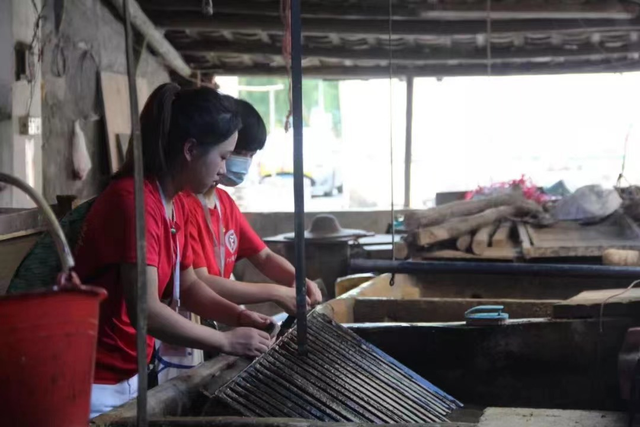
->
[517,212,640,259]
[0,235,39,295]
[553,287,640,319]
[353,297,558,323]
[416,248,516,261]
[99,72,150,174]
[478,408,624,427]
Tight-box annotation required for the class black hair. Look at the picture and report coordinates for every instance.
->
[234,99,267,153]
[118,83,242,178]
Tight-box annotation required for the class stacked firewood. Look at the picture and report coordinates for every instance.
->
[405,193,543,259]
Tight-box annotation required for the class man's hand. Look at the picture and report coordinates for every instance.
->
[306,279,323,306]
[238,309,273,330]
[221,328,272,357]
[273,286,310,315]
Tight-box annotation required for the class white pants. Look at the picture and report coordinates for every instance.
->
[90,374,138,419]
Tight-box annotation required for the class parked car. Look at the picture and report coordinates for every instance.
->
[257,128,343,197]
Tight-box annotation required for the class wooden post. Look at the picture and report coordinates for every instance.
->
[404,76,414,208]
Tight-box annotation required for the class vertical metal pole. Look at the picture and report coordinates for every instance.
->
[123,0,148,425]
[291,0,307,355]
[269,89,276,134]
[403,76,414,209]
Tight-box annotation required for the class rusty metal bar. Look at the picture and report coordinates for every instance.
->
[123,0,148,425]
[290,0,308,355]
[403,76,414,208]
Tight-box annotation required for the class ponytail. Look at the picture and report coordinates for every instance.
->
[115,83,241,179]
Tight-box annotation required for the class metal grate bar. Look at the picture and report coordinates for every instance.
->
[209,312,461,422]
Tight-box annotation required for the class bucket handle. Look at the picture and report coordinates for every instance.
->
[0,172,76,276]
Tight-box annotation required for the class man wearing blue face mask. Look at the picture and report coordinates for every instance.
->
[184,99,323,317]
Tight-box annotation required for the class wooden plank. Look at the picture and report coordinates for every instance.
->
[91,355,240,424]
[553,288,640,319]
[208,59,640,79]
[143,0,639,21]
[353,297,558,323]
[180,39,640,66]
[99,72,150,175]
[523,212,640,258]
[0,235,39,295]
[603,248,640,266]
[491,220,513,248]
[417,248,515,261]
[516,221,533,258]
[478,408,625,427]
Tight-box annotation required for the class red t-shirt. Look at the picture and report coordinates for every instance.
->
[74,177,193,384]
[185,188,266,279]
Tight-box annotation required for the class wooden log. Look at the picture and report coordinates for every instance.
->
[106,0,192,77]
[491,220,513,248]
[405,193,521,230]
[471,222,499,256]
[414,201,541,247]
[602,249,640,266]
[456,234,472,252]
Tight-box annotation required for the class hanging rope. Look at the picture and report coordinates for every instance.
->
[388,0,396,286]
[617,124,634,188]
[281,0,293,132]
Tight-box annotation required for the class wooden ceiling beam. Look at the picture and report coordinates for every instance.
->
[176,39,640,65]
[141,0,639,21]
[193,60,640,78]
[150,11,640,37]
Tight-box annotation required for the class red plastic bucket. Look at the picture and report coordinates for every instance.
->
[0,286,106,426]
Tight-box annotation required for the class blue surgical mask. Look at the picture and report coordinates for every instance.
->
[219,155,252,187]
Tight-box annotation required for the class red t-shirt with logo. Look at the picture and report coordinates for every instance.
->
[185,188,266,278]
[74,177,193,384]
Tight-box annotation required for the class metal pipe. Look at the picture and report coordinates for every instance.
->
[123,0,148,425]
[108,0,192,78]
[0,173,74,273]
[403,76,414,209]
[291,0,308,355]
[350,259,640,278]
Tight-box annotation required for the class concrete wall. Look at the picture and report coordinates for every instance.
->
[0,0,13,204]
[244,209,411,238]
[0,0,43,208]
[39,0,169,202]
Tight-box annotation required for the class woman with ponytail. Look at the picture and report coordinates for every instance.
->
[74,83,274,418]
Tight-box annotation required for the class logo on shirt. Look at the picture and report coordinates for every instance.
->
[225,230,238,253]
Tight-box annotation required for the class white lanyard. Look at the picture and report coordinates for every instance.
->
[157,182,181,309]
[198,193,226,277]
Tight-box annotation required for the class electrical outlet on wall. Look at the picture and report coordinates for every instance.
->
[18,116,41,136]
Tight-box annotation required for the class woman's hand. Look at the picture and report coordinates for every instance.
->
[306,279,323,306]
[237,309,273,330]
[274,287,310,315]
[221,328,272,357]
